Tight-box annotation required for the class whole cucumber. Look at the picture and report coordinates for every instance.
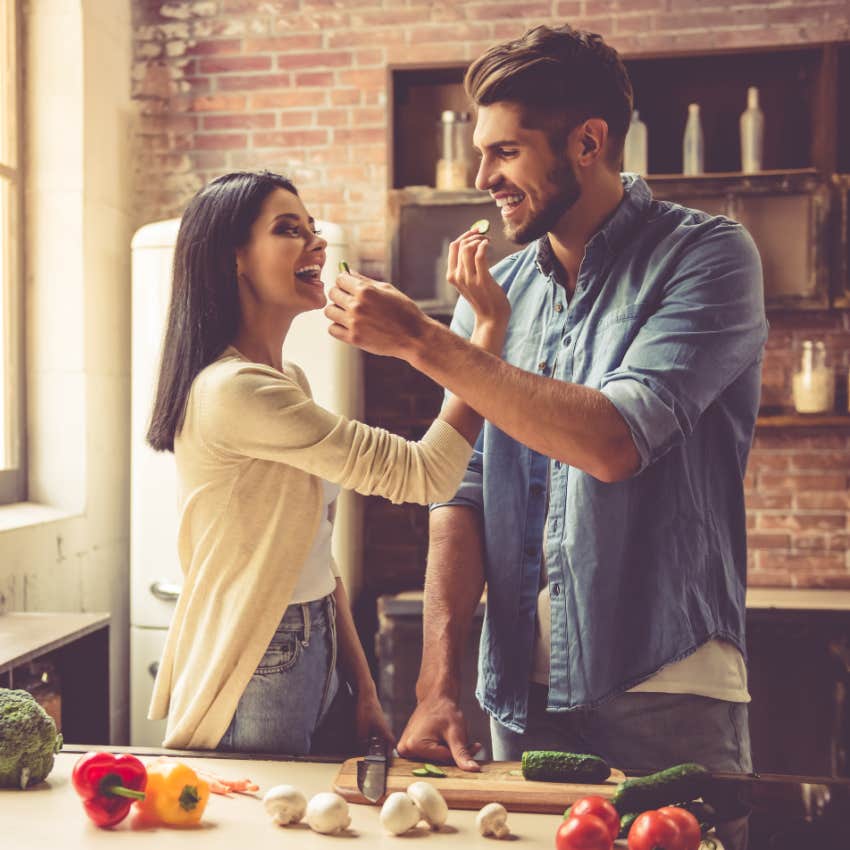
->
[521,751,610,783]
[611,763,709,813]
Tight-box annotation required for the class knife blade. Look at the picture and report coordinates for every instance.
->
[356,735,389,803]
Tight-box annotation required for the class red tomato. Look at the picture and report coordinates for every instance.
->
[658,806,702,850]
[627,810,681,850]
[568,796,620,841]
[555,813,613,850]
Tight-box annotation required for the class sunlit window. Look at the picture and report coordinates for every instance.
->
[0,0,24,504]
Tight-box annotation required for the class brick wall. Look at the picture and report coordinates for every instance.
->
[131,0,850,590]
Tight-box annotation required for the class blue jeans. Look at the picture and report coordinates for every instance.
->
[491,684,753,774]
[217,594,339,755]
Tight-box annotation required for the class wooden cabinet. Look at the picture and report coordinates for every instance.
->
[387,43,850,313]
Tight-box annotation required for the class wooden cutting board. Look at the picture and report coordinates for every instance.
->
[333,757,626,814]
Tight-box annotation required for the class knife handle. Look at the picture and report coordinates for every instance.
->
[366,735,387,759]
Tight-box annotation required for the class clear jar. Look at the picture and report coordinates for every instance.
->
[792,340,834,414]
[436,110,471,190]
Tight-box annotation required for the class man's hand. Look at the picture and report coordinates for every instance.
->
[397,694,482,772]
[324,270,433,359]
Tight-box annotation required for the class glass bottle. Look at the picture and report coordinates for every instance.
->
[739,86,764,173]
[682,102,704,175]
[792,340,834,414]
[623,109,648,175]
[436,110,471,190]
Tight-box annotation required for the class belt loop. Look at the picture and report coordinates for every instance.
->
[301,602,311,646]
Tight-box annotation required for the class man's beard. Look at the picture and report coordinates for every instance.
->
[506,159,581,245]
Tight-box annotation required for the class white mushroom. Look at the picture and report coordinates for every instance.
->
[406,781,448,830]
[262,784,307,826]
[477,802,511,839]
[305,792,351,834]
[380,791,422,835]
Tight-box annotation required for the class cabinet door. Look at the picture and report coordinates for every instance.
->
[832,174,850,308]
[649,173,831,309]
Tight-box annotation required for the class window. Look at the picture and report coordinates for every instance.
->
[0,0,24,503]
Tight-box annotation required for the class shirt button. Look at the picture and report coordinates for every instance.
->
[563,335,571,347]
[530,484,543,496]
[537,361,548,373]
[552,583,561,597]
[554,302,564,313]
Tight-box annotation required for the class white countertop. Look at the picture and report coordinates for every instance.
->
[0,752,566,849]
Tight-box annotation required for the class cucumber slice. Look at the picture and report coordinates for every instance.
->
[424,763,447,777]
[470,218,490,234]
[338,260,350,273]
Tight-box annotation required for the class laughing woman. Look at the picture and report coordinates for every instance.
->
[146,171,508,754]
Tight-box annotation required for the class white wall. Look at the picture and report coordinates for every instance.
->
[0,0,134,743]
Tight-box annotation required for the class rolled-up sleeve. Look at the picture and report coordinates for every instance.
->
[599,219,767,473]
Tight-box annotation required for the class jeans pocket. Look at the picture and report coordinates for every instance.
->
[255,629,301,674]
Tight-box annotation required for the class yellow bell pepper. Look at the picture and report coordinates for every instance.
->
[134,760,209,827]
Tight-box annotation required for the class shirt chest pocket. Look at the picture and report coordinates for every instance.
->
[580,304,645,385]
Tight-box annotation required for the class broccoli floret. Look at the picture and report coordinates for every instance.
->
[0,688,63,788]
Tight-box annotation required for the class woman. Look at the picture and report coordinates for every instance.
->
[146,171,507,754]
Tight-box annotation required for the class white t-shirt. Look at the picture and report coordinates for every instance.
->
[530,584,750,702]
[289,478,340,604]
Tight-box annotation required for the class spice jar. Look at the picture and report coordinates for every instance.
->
[792,340,834,414]
[436,110,471,190]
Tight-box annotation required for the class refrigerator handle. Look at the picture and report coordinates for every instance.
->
[150,581,181,602]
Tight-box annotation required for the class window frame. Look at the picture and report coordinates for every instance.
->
[0,0,26,505]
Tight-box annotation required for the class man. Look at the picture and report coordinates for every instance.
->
[325,24,766,774]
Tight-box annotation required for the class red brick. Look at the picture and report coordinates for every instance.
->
[745,492,793,510]
[250,91,326,109]
[296,71,335,87]
[795,491,850,510]
[218,73,292,91]
[586,0,661,12]
[317,109,349,127]
[195,133,248,149]
[336,68,386,90]
[334,127,385,146]
[186,39,243,56]
[192,151,228,169]
[759,513,846,532]
[223,0,298,11]
[747,533,791,550]
[791,451,850,470]
[351,106,386,125]
[192,94,247,112]
[747,454,791,473]
[325,164,372,184]
[253,129,329,148]
[278,51,354,70]
[276,110,316,128]
[355,49,384,66]
[747,569,793,588]
[386,43,465,64]
[794,535,830,552]
[758,552,846,573]
[347,143,386,164]
[244,35,323,52]
[351,9,426,26]
[464,2,552,19]
[327,29,406,48]
[759,472,848,491]
[203,113,276,130]
[199,55,272,74]
[412,23,496,43]
[331,89,361,106]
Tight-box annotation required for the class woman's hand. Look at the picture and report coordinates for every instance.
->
[354,685,396,749]
[446,229,511,352]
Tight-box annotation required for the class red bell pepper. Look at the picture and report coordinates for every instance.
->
[71,752,147,828]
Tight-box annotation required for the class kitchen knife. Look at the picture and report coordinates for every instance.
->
[356,735,389,803]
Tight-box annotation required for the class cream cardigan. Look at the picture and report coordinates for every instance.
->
[149,348,472,749]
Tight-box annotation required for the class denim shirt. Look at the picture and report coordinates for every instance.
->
[432,175,767,734]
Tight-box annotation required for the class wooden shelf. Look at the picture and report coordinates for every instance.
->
[756,413,850,429]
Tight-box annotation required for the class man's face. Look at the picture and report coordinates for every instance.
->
[473,102,581,244]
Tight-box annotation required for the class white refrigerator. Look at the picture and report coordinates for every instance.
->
[129,218,362,747]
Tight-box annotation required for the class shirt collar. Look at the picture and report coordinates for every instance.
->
[534,173,653,277]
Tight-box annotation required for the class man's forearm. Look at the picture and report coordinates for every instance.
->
[409,322,640,482]
[416,505,486,702]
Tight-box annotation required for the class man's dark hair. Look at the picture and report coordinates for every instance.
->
[465,24,634,167]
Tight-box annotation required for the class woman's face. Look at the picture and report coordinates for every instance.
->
[235,188,328,316]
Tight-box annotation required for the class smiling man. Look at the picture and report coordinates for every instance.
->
[326,24,768,775]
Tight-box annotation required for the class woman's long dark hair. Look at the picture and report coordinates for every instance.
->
[146,170,298,452]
